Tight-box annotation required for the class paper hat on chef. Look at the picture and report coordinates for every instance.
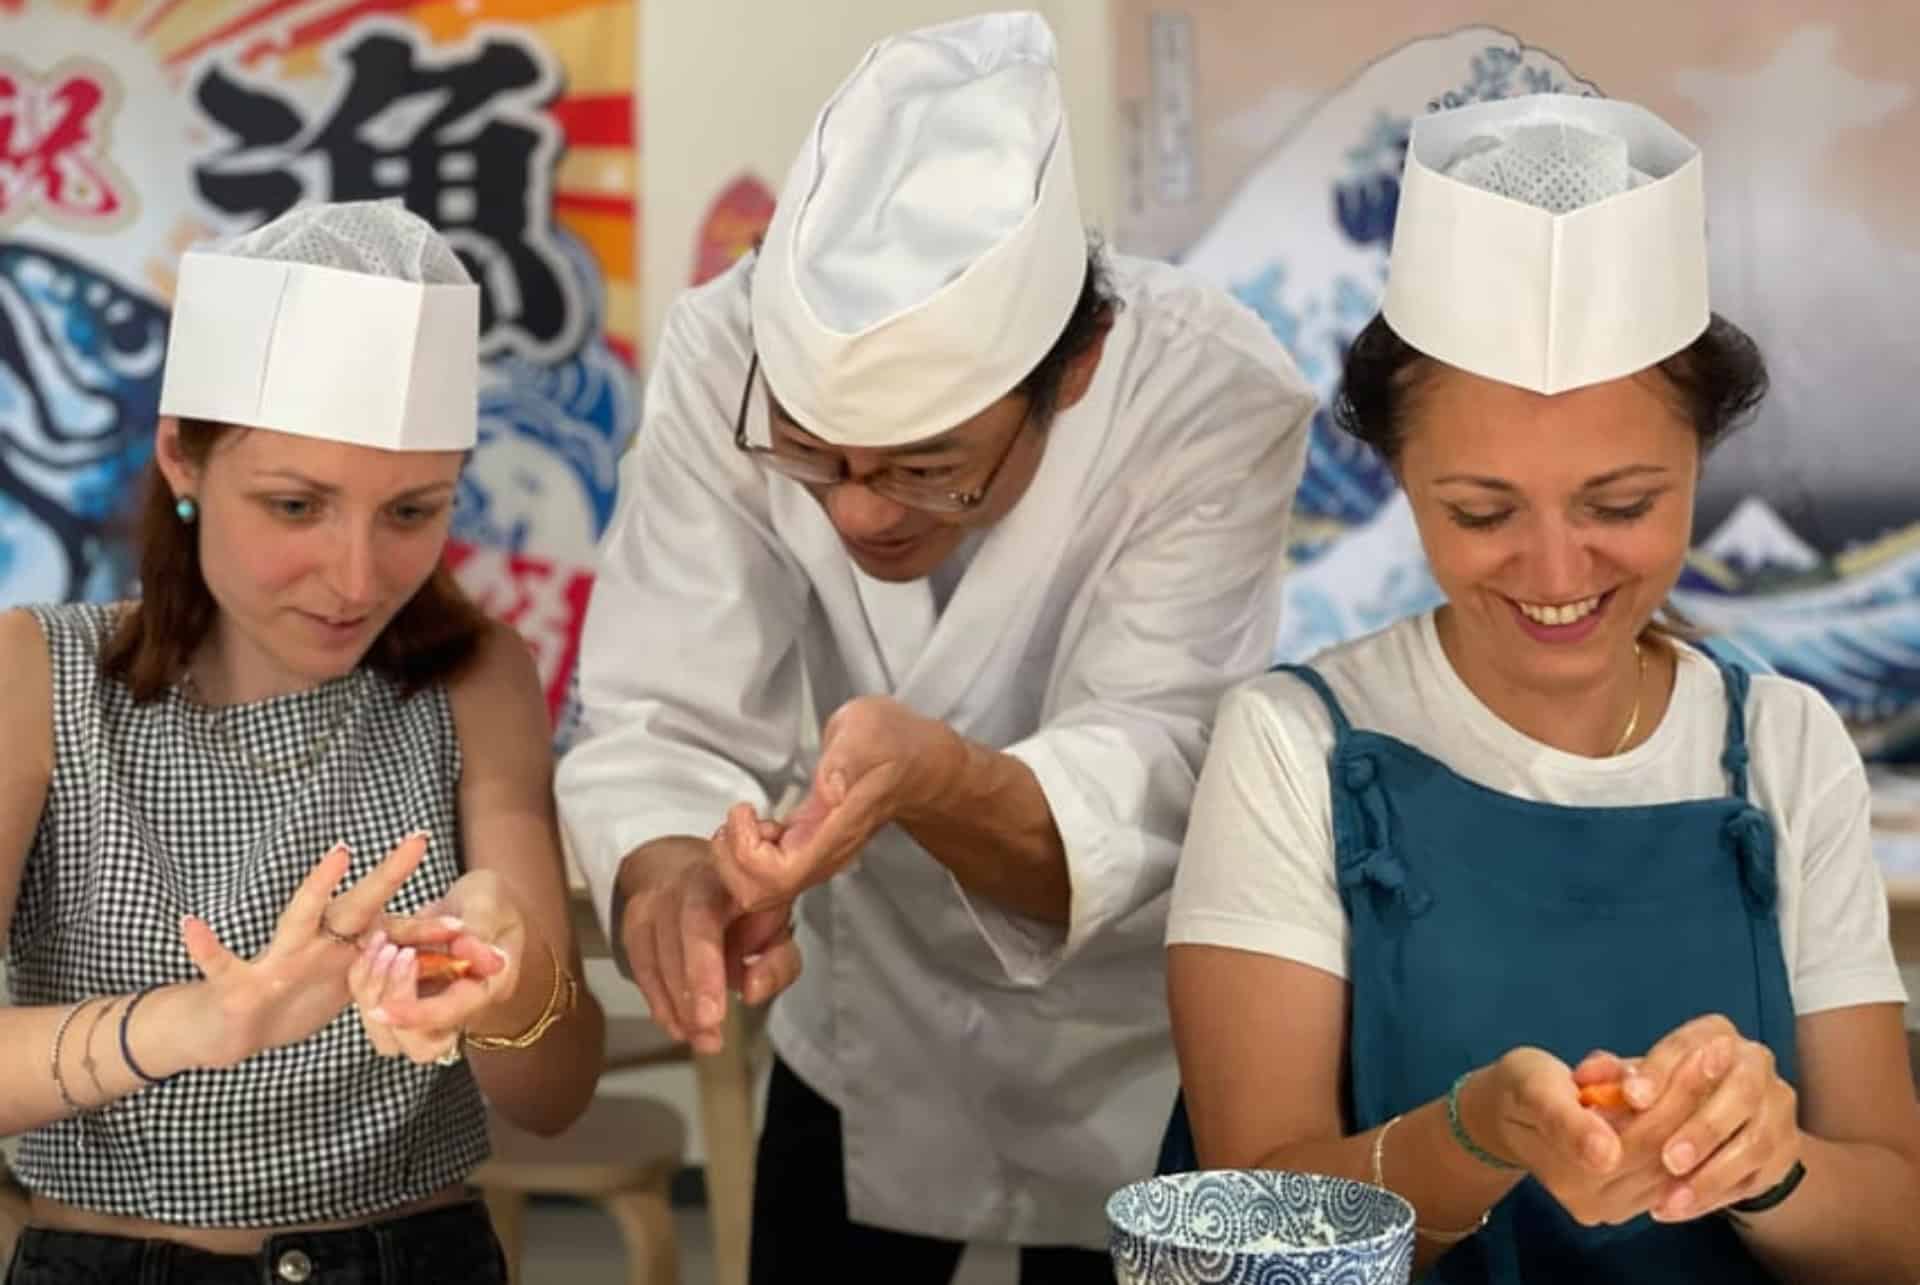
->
[749,10,1085,449]
[158,200,479,452]
[1382,93,1710,396]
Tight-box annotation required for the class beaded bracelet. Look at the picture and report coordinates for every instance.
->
[1447,1071,1523,1172]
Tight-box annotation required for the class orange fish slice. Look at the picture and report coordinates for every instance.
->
[1578,1081,1628,1110]
[415,952,473,982]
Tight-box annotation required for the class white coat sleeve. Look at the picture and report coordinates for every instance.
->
[555,289,810,942]
[959,356,1315,986]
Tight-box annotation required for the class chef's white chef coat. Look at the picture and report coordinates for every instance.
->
[556,250,1314,1247]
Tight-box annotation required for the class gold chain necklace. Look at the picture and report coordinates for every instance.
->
[1609,641,1647,756]
[179,670,362,777]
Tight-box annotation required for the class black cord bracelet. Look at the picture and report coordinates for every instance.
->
[118,988,177,1087]
[1725,1160,1807,1218]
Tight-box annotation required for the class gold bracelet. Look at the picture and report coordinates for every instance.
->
[464,942,577,1052]
[1372,1114,1491,1244]
[50,998,93,1115]
[79,997,119,1103]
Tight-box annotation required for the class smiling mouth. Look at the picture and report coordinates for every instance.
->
[1510,591,1610,627]
[850,535,918,556]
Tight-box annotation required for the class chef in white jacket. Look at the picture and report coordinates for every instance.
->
[556,11,1314,1280]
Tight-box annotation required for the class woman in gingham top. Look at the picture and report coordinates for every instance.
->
[0,201,607,1285]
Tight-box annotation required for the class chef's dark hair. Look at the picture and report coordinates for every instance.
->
[1332,312,1770,465]
[100,417,489,703]
[1015,239,1119,427]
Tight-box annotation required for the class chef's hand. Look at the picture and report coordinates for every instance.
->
[1464,1043,1729,1227]
[618,830,802,1055]
[1574,1015,1803,1222]
[708,696,967,913]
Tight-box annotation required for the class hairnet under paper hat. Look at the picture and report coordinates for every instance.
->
[158,200,480,451]
[1382,93,1710,396]
[748,10,1085,449]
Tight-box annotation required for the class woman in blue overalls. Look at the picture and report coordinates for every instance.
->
[1158,93,1920,1283]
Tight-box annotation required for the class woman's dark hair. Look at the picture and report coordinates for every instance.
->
[100,417,489,702]
[1016,239,1120,426]
[1331,312,1771,465]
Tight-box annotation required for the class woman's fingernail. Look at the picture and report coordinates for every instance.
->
[375,943,398,974]
[1704,1039,1733,1080]
[1625,1075,1656,1106]
[331,840,352,858]
[368,1007,390,1024]
[1666,1187,1695,1217]
[489,945,511,966]
[697,996,723,1027]
[1584,1133,1611,1167]
[439,917,465,932]
[405,829,431,846]
[1665,1141,1696,1174]
[397,948,417,973]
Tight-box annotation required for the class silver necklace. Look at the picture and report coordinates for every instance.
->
[178,670,364,777]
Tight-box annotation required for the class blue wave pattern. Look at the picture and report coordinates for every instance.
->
[0,241,164,605]
[1674,540,1920,742]
[1107,1171,1414,1285]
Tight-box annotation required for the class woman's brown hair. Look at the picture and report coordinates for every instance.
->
[100,418,490,702]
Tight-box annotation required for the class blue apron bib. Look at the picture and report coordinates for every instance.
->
[1159,657,1795,1283]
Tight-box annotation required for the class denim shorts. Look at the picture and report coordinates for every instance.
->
[4,1198,507,1285]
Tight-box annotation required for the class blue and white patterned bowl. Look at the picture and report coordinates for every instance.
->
[1107,1170,1415,1285]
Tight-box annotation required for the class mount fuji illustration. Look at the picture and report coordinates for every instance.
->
[1700,497,1823,579]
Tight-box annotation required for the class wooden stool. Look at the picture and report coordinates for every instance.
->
[567,879,765,1285]
[474,1093,687,1285]
[601,1010,762,1285]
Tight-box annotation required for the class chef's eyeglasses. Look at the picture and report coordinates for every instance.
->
[731,350,1028,514]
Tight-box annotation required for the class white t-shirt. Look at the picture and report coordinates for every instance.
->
[1167,611,1910,1017]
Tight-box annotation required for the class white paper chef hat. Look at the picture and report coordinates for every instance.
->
[749,10,1085,449]
[158,200,480,451]
[1382,93,1709,395]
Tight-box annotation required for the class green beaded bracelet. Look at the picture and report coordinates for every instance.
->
[1447,1071,1523,1171]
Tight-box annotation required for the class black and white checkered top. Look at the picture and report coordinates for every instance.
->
[6,602,490,1227]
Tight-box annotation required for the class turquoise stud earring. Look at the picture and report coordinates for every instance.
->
[175,495,198,523]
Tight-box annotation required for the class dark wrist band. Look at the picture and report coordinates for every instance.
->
[119,988,177,1086]
[1726,1159,1806,1217]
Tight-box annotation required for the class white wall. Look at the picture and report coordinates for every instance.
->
[639,0,1117,358]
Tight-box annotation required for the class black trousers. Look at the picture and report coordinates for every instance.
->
[5,1199,506,1285]
[749,1056,1115,1285]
